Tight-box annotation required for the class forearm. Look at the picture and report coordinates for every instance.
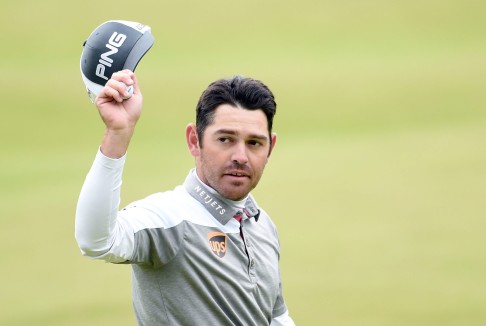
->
[100,127,134,159]
[75,149,126,257]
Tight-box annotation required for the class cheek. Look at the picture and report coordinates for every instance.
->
[251,152,270,168]
[200,150,223,176]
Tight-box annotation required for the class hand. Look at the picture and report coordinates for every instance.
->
[96,69,142,132]
[95,70,143,158]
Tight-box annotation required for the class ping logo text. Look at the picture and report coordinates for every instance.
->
[96,32,127,80]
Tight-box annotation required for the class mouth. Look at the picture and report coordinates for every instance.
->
[224,171,250,178]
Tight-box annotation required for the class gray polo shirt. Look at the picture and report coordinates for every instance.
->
[75,151,291,325]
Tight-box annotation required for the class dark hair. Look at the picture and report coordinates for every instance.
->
[195,75,276,146]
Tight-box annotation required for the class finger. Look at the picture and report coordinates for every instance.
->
[98,84,124,103]
[105,79,132,100]
[111,70,136,99]
[111,69,135,86]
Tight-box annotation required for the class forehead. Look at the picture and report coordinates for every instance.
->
[207,104,269,135]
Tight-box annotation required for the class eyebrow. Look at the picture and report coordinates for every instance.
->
[214,128,269,141]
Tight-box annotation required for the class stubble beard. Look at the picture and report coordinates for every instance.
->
[198,154,258,201]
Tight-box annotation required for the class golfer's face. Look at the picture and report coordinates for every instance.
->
[196,104,275,201]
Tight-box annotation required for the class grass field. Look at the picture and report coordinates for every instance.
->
[1,0,485,325]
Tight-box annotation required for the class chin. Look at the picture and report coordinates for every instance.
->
[220,187,250,201]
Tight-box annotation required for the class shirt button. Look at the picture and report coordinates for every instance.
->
[250,260,255,268]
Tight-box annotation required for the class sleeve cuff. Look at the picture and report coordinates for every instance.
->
[95,147,127,168]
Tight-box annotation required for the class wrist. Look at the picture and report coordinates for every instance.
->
[100,128,135,159]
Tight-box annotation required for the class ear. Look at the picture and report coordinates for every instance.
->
[186,123,200,157]
[267,132,277,158]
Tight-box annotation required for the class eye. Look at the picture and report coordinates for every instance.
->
[248,140,263,147]
[218,137,230,143]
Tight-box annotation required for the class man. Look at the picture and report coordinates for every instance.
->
[75,69,295,325]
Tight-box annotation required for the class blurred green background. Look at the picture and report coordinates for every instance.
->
[1,0,485,325]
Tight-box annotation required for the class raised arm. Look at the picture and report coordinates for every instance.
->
[75,70,142,261]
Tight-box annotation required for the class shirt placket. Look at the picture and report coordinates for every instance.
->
[234,211,257,282]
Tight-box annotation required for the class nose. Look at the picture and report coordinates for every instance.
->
[231,142,249,165]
